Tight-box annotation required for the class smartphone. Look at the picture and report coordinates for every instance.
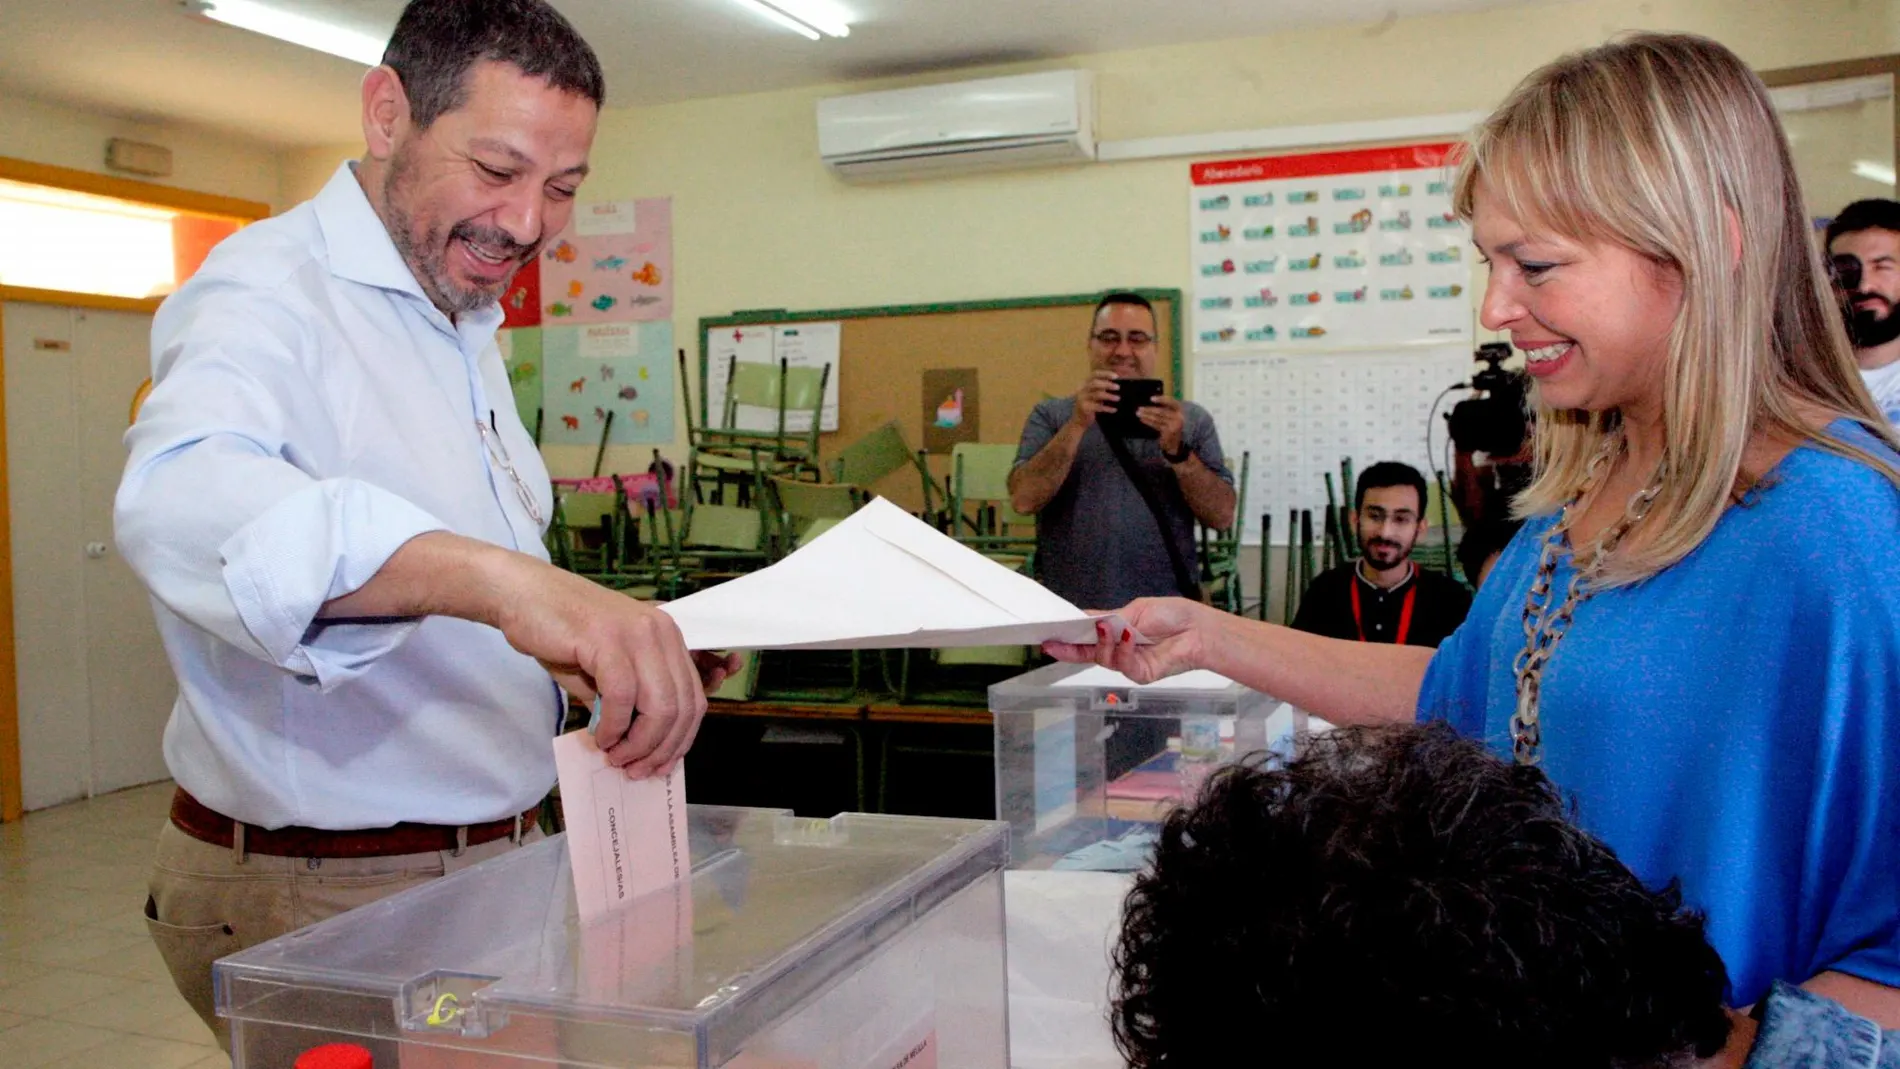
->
[1099,378,1163,439]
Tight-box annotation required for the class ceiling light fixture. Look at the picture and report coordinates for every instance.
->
[727,0,851,40]
[182,0,388,66]
[1853,160,1897,186]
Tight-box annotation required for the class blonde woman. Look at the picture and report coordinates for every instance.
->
[1054,33,1900,1021]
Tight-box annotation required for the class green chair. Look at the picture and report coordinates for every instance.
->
[948,442,1037,573]
[766,475,864,555]
[691,355,831,502]
[666,501,771,592]
[546,488,622,576]
[830,421,943,524]
[1198,451,1249,614]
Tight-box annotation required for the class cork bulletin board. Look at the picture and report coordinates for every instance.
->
[700,290,1182,513]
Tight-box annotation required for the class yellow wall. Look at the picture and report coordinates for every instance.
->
[279,0,1900,478]
[0,92,284,210]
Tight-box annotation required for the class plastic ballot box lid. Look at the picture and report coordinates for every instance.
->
[215,806,1010,1069]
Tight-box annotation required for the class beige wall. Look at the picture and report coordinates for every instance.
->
[0,91,284,210]
[278,0,1900,480]
[278,144,356,214]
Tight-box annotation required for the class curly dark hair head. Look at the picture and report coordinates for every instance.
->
[383,0,605,130]
[1113,723,1731,1069]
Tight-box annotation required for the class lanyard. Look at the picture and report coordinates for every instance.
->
[1350,572,1417,644]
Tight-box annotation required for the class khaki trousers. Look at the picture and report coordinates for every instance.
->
[144,818,540,1055]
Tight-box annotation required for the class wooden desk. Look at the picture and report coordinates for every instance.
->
[704,699,868,811]
[864,703,990,726]
[708,698,867,721]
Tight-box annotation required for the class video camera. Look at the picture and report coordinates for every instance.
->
[1446,342,1529,457]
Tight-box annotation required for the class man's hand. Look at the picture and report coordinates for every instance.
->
[488,556,721,778]
[1138,397,1187,456]
[319,532,736,779]
[1068,369,1121,430]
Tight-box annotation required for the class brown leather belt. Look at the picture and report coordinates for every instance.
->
[170,788,539,859]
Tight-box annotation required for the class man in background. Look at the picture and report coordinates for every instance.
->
[1291,462,1470,646]
[1826,199,1900,425]
[1009,292,1236,609]
[1111,722,1900,1068]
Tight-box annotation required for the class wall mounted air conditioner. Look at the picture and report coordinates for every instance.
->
[818,70,1096,181]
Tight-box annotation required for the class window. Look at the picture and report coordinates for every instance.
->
[0,178,244,299]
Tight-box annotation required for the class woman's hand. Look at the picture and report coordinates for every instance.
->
[1043,597,1215,683]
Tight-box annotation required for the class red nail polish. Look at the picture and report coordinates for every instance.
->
[1121,629,1132,644]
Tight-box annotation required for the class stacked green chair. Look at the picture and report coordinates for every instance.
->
[546,485,622,578]
[1198,451,1250,614]
[881,441,1040,703]
[829,420,944,526]
[765,475,864,556]
[947,442,1037,573]
[687,352,830,503]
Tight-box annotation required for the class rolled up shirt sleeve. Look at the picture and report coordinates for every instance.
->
[115,278,447,689]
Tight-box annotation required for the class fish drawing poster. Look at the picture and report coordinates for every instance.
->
[539,198,673,325]
[496,327,544,436]
[540,322,676,446]
[1188,143,1472,352]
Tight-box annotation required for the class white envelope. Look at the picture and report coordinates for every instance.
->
[658,497,1139,651]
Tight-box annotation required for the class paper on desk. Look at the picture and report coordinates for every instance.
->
[1052,666,1238,690]
[658,496,1143,651]
[552,730,690,923]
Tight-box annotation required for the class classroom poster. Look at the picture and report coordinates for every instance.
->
[501,259,541,328]
[1188,143,1472,352]
[921,368,980,453]
[1192,345,1475,543]
[496,327,543,435]
[539,322,676,447]
[539,199,673,325]
[703,321,843,433]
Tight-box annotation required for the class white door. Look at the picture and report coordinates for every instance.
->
[3,301,176,810]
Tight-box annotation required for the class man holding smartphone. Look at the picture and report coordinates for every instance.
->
[1009,292,1237,610]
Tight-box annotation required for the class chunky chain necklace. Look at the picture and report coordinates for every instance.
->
[1510,439,1664,765]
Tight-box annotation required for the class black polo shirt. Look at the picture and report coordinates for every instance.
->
[1289,560,1472,647]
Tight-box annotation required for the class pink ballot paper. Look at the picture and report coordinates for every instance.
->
[552,729,690,922]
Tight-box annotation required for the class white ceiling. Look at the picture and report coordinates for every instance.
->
[0,0,1535,149]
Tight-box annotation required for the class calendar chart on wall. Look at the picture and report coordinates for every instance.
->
[1189,142,1471,353]
[1195,346,1476,545]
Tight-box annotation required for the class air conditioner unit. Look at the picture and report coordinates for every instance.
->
[818,70,1096,181]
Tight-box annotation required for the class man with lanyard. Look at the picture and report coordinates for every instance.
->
[115,0,735,1047]
[1826,199,1900,426]
[1291,462,1471,646]
[1009,291,1237,608]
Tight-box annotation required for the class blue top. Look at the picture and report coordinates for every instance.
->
[1419,421,1900,1006]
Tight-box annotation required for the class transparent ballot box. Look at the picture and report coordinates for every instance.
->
[214,807,1009,1069]
[992,663,1304,868]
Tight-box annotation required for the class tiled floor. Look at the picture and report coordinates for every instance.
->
[0,781,227,1068]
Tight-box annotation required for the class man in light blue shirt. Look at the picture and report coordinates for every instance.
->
[116,0,733,1046]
